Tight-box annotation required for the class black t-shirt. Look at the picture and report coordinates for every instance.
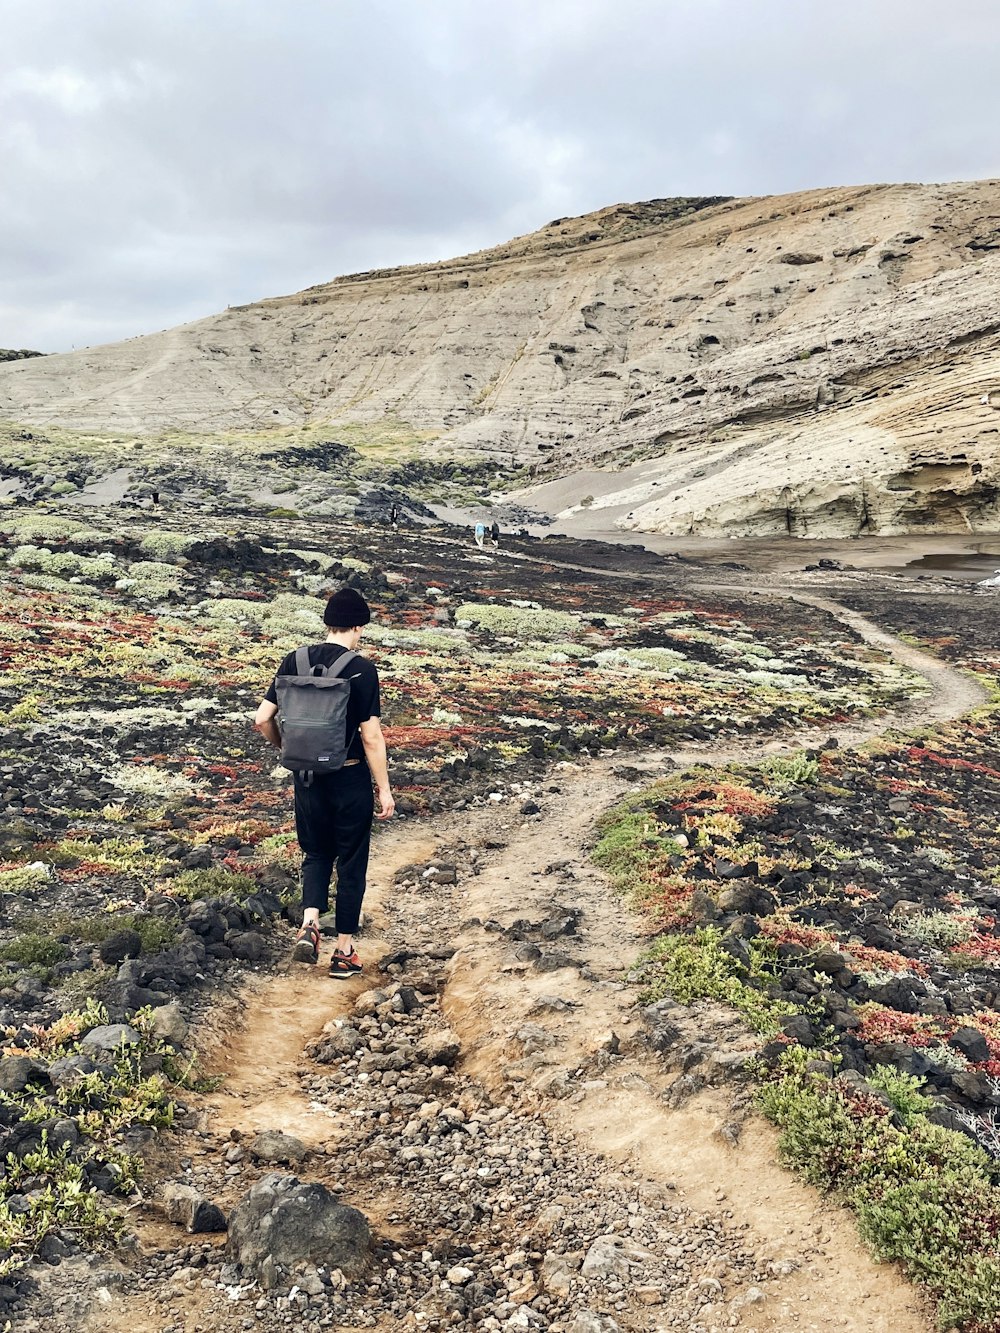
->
[264,644,380,764]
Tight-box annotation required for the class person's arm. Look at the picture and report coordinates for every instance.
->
[254,698,281,750]
[360,717,395,819]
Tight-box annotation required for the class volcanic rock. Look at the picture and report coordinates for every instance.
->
[80,1023,142,1054]
[248,1130,310,1164]
[0,1056,47,1094]
[97,930,143,965]
[949,1026,990,1064]
[226,1174,371,1283]
[162,1182,228,1233]
[149,1002,189,1046]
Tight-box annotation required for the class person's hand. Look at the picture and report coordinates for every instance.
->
[376,786,395,819]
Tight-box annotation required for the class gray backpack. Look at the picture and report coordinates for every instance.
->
[275,646,358,776]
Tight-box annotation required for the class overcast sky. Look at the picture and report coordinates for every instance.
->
[3,0,1000,353]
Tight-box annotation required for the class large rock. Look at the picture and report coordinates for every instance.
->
[569,1313,621,1332]
[0,1056,48,1093]
[97,929,143,965]
[226,1175,370,1284]
[416,1029,461,1068]
[949,1026,990,1065]
[162,1182,227,1233]
[48,1054,98,1089]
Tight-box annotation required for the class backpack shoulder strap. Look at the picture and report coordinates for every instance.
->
[325,649,358,680]
[294,645,313,677]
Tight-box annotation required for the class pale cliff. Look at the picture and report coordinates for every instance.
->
[2,182,999,537]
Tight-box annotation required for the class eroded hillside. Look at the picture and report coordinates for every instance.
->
[2,182,1000,536]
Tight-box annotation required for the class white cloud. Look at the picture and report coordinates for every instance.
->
[1,0,999,351]
[6,61,154,113]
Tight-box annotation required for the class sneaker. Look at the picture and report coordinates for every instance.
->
[329,948,362,979]
[292,923,321,965]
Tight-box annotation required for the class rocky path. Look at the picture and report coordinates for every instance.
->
[69,599,981,1333]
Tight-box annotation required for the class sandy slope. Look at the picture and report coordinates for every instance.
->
[3,182,1000,537]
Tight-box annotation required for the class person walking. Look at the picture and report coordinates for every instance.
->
[254,587,394,978]
[474,520,486,548]
[389,503,399,531]
[490,519,500,548]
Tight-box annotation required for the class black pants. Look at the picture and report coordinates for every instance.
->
[293,765,374,933]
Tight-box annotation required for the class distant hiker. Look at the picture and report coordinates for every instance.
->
[389,503,399,531]
[474,521,486,549]
[490,519,500,548]
[254,587,394,979]
[151,490,160,505]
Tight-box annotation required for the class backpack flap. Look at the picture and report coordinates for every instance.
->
[275,647,359,773]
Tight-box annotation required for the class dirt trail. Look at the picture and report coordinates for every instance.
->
[85,593,976,1332]
[787,591,987,728]
[443,753,930,1333]
[192,828,436,1146]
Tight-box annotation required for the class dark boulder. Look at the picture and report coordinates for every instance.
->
[98,930,143,965]
[226,1174,370,1286]
[951,1070,994,1104]
[780,1014,817,1047]
[948,1027,990,1065]
[0,1056,48,1094]
[717,883,776,915]
[865,1041,932,1078]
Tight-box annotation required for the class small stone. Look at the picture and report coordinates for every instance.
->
[150,1002,190,1046]
[81,1023,142,1053]
[161,1183,227,1233]
[248,1130,309,1164]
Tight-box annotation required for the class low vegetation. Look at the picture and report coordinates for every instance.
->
[596,603,1000,1329]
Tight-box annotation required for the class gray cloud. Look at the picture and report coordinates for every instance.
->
[3,0,999,351]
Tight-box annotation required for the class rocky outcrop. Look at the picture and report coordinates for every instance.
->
[2,181,1000,536]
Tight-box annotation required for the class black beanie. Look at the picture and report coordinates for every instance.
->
[323,587,371,628]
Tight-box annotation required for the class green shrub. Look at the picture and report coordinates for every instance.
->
[114,559,183,599]
[168,867,259,901]
[0,1003,179,1279]
[640,927,793,1034]
[0,863,49,893]
[901,909,976,949]
[0,515,95,542]
[0,933,69,966]
[760,753,820,789]
[594,804,665,895]
[108,764,196,800]
[455,601,581,641]
[138,530,195,560]
[759,1063,1000,1329]
[53,911,179,954]
[0,1140,127,1279]
[9,544,117,583]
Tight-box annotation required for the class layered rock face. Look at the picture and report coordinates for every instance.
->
[2,182,999,537]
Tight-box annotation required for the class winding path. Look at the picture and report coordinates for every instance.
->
[91,582,981,1333]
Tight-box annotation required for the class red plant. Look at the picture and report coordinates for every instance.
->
[906,747,1000,781]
